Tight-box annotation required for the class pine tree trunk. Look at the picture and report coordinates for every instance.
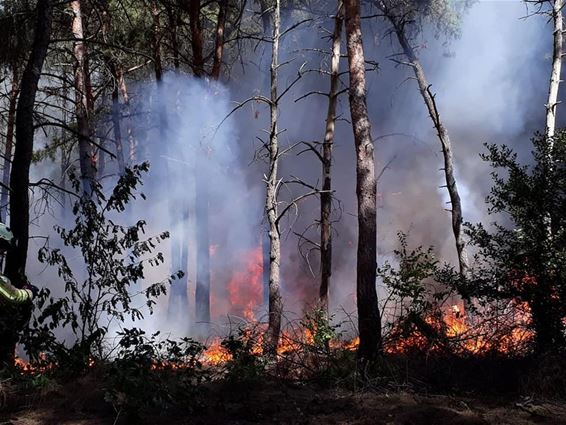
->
[211,0,227,80]
[70,0,96,197]
[195,162,211,326]
[188,0,205,77]
[1,0,53,367]
[110,65,126,175]
[389,17,470,285]
[546,0,563,142]
[0,68,20,223]
[265,0,283,355]
[319,1,343,313]
[344,0,382,360]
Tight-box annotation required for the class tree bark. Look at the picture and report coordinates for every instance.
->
[344,0,382,360]
[70,0,96,197]
[195,160,211,326]
[189,0,213,330]
[110,64,126,175]
[211,0,227,80]
[0,68,20,223]
[389,16,470,285]
[546,0,563,142]
[264,0,283,355]
[1,0,53,367]
[151,0,163,83]
[319,1,343,313]
[187,0,205,77]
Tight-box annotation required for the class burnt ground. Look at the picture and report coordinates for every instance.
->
[2,376,566,425]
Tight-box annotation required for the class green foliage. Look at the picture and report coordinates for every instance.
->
[463,132,566,354]
[378,233,455,318]
[377,233,461,353]
[301,307,342,352]
[104,327,206,414]
[23,163,181,369]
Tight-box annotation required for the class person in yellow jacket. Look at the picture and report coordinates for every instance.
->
[0,223,37,304]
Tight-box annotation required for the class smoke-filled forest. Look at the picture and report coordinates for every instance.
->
[0,0,566,423]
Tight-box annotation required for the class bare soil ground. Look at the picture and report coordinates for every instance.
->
[2,377,566,425]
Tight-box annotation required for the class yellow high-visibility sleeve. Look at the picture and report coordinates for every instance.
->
[0,275,32,304]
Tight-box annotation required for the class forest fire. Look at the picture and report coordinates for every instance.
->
[226,246,264,321]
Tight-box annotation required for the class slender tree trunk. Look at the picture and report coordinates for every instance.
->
[265,0,283,355]
[546,0,563,142]
[70,0,96,197]
[1,0,53,367]
[166,6,181,71]
[389,17,470,285]
[319,2,343,313]
[195,161,211,326]
[98,0,125,175]
[188,0,212,329]
[344,0,382,360]
[0,68,20,223]
[211,0,227,80]
[110,64,126,174]
[151,0,163,83]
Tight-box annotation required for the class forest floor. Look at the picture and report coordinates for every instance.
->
[3,376,566,425]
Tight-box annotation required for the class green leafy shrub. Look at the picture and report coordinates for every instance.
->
[104,327,206,415]
[23,163,181,372]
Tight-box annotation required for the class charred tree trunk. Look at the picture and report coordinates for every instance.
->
[389,16,470,286]
[344,0,382,360]
[319,2,343,313]
[265,0,283,355]
[1,0,53,367]
[71,0,96,197]
[546,0,563,142]
[0,68,20,223]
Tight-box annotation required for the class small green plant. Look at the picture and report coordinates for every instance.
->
[378,233,458,351]
[23,163,181,371]
[301,307,342,353]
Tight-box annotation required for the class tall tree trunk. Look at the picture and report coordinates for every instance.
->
[98,0,125,175]
[1,0,53,367]
[0,68,20,223]
[319,1,343,313]
[187,0,205,77]
[110,64,126,175]
[389,16,470,285]
[166,6,181,71]
[546,0,563,142]
[151,0,163,82]
[211,0,227,80]
[70,0,96,197]
[265,0,283,355]
[188,0,212,329]
[344,0,382,360]
[195,160,210,326]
